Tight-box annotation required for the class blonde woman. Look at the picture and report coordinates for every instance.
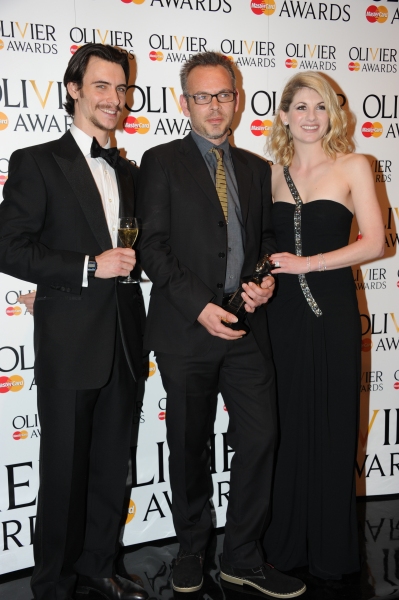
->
[262,72,384,580]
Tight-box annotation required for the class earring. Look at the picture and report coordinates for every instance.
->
[284,122,289,126]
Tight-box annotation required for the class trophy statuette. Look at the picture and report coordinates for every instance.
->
[222,254,275,334]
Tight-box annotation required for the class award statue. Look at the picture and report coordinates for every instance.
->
[222,254,275,334]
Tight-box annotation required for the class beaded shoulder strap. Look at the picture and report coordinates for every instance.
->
[283,166,322,317]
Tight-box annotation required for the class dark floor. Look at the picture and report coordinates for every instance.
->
[1,496,398,600]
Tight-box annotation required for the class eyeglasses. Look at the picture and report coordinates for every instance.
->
[185,91,237,105]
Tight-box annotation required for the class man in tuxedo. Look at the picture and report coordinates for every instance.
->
[137,52,305,598]
[0,44,147,600]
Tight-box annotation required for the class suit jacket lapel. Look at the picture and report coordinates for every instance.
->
[179,134,225,219]
[116,159,133,219]
[230,147,252,226]
[52,131,112,252]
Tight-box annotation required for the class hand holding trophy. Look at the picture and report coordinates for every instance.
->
[222,254,275,334]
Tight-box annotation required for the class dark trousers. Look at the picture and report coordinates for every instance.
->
[156,330,277,569]
[31,328,136,600]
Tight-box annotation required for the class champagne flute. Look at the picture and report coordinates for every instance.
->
[118,217,139,284]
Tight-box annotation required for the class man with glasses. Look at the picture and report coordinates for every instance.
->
[137,52,305,598]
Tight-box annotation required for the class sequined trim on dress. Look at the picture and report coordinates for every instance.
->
[283,166,322,317]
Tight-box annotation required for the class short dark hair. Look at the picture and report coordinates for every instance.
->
[63,43,130,116]
[180,51,236,95]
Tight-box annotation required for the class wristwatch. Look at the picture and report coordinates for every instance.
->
[88,255,97,278]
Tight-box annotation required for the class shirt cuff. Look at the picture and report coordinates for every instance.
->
[82,255,89,287]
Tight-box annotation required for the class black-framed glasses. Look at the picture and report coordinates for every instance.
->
[185,91,237,105]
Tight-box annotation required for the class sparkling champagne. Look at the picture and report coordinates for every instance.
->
[118,227,138,248]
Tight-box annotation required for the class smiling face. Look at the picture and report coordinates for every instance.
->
[281,86,330,146]
[180,65,239,145]
[67,56,127,142]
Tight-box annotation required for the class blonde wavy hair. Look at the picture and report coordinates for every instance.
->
[267,72,353,166]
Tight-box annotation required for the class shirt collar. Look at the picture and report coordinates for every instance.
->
[190,130,231,160]
[70,123,110,158]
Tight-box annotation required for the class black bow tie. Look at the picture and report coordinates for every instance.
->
[90,137,120,168]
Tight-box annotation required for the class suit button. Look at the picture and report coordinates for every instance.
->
[218,221,224,227]
[217,283,223,289]
[218,253,225,258]
[60,286,65,292]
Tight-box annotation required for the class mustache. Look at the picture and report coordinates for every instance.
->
[97,103,123,113]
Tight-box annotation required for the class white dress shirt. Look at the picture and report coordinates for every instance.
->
[70,124,120,286]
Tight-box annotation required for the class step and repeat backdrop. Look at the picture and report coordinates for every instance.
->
[0,0,398,576]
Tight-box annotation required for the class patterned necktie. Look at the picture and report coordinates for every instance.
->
[209,147,228,222]
[90,137,120,168]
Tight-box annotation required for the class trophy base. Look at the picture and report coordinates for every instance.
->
[221,317,250,335]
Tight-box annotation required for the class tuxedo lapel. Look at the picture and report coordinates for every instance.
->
[179,135,225,219]
[116,159,133,219]
[52,132,112,252]
[230,147,252,226]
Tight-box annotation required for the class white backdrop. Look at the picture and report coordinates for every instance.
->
[0,0,398,575]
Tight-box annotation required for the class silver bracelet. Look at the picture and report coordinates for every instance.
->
[318,253,326,272]
[306,256,311,273]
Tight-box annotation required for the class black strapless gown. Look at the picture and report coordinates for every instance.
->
[263,200,361,579]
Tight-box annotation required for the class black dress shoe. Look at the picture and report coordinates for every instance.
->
[172,548,205,592]
[220,561,306,598]
[75,575,148,600]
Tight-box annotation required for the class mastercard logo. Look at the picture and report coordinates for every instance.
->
[121,0,146,3]
[126,499,137,523]
[0,174,7,185]
[70,44,81,54]
[149,51,163,61]
[361,338,373,352]
[6,306,22,316]
[148,361,157,377]
[158,411,166,420]
[0,112,9,131]
[394,382,399,390]
[123,116,150,135]
[348,62,360,72]
[13,430,28,441]
[285,58,298,69]
[251,119,273,137]
[0,40,4,51]
[0,375,25,393]
[366,5,388,23]
[251,0,276,16]
[361,122,383,138]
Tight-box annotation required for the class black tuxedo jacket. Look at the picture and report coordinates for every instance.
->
[137,133,276,358]
[0,130,145,389]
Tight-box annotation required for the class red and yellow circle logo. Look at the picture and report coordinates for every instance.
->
[251,119,273,137]
[0,40,4,50]
[13,430,28,441]
[285,58,298,69]
[70,44,81,54]
[148,361,157,377]
[126,499,137,523]
[149,51,163,61]
[158,411,166,421]
[361,338,373,352]
[251,0,276,15]
[0,375,25,393]
[361,122,383,138]
[348,62,360,72]
[0,175,8,185]
[0,112,9,131]
[394,382,399,390]
[366,5,388,23]
[123,116,150,134]
[121,0,146,3]
[6,306,22,316]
